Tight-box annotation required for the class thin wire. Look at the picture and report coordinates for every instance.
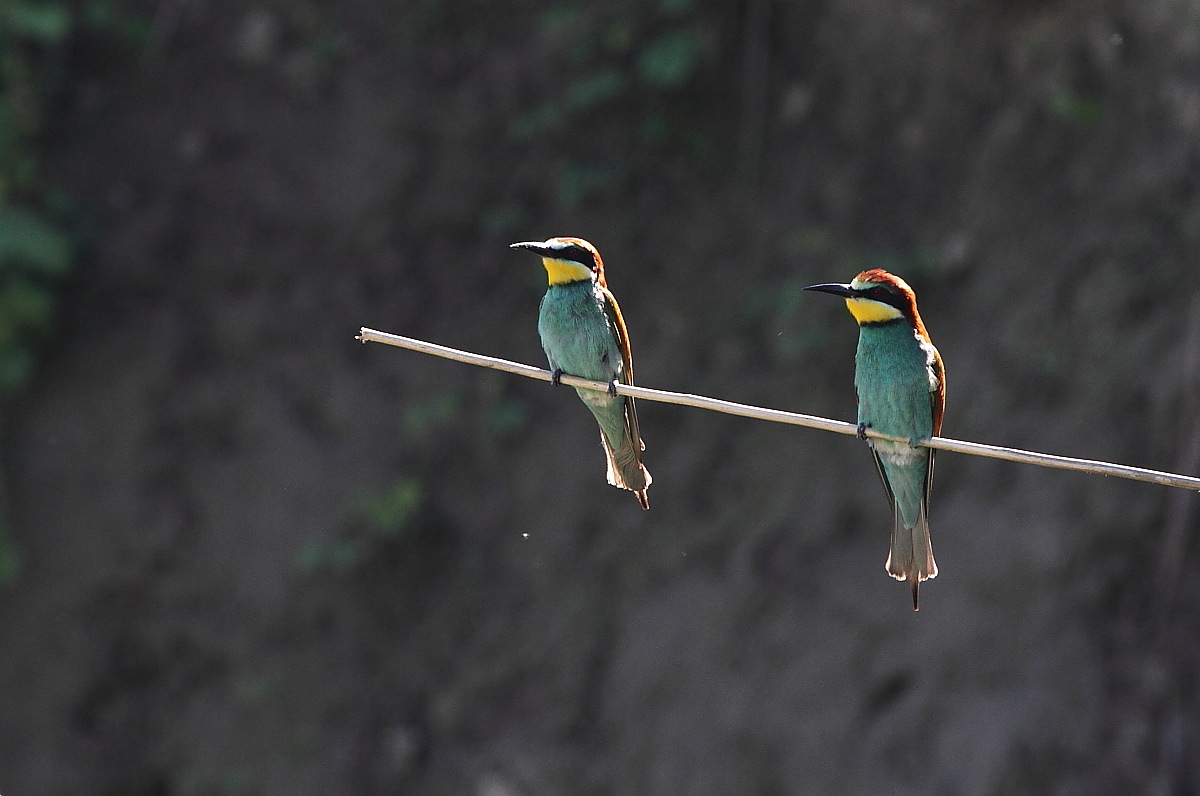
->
[357,327,1200,493]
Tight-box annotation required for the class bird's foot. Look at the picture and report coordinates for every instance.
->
[907,435,926,449]
[550,368,563,387]
[608,379,619,397]
[856,422,869,440]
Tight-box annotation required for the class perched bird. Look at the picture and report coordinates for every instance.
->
[510,237,652,509]
[804,269,945,610]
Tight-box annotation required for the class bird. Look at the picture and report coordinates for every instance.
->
[804,269,945,610]
[509,237,652,509]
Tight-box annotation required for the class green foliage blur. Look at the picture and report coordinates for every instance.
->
[0,1,81,395]
[0,0,136,582]
[297,478,425,574]
[507,1,709,209]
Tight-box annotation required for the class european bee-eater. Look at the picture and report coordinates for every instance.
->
[510,237,652,509]
[804,269,945,610]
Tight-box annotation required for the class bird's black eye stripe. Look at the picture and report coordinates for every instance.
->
[567,245,595,268]
[543,241,595,268]
[863,285,906,311]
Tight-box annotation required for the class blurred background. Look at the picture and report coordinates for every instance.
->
[1,0,1199,793]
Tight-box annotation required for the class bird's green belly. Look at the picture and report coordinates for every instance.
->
[538,282,622,383]
[855,323,932,461]
[538,281,628,447]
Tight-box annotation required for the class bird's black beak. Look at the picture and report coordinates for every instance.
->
[803,282,857,298]
[509,241,551,257]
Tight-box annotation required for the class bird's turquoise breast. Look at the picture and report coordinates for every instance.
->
[855,322,934,453]
[538,280,623,383]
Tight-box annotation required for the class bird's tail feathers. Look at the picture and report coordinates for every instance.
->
[600,428,651,509]
[885,501,937,610]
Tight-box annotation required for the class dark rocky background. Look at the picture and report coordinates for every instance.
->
[2,0,1200,793]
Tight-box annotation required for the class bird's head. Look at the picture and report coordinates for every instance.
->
[804,268,924,330]
[510,237,606,287]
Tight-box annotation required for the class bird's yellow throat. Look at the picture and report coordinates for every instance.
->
[542,257,594,285]
[845,296,904,325]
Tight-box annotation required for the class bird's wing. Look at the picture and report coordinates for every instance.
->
[929,345,946,436]
[599,285,645,450]
[923,448,936,512]
[870,439,935,522]
[599,285,634,385]
[925,345,945,506]
[870,448,898,508]
[856,385,896,509]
